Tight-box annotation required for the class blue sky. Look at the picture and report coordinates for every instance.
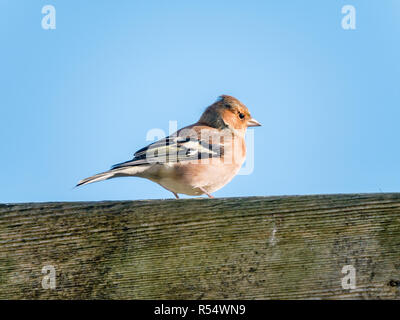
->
[0,0,399,202]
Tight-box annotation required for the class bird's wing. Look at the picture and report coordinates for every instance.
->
[111,134,224,170]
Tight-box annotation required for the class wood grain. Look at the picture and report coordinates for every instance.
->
[0,193,400,299]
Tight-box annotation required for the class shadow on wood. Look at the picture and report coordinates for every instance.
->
[0,193,400,299]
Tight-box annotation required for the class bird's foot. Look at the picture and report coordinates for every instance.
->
[200,187,214,198]
[172,192,180,199]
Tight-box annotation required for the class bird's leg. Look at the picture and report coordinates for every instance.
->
[172,192,180,199]
[199,187,214,198]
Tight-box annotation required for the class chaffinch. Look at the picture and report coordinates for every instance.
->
[77,95,261,198]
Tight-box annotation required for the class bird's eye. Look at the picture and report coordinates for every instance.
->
[239,113,245,119]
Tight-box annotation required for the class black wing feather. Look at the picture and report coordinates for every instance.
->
[111,135,223,170]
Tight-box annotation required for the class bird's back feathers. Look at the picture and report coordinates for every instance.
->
[110,129,224,169]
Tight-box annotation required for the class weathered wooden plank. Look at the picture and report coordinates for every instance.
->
[0,193,399,299]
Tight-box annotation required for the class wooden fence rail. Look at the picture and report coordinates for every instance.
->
[0,193,400,299]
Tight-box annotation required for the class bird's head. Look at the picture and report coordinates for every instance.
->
[199,95,261,132]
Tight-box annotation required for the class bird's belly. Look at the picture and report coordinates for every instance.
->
[200,164,242,193]
[157,177,203,195]
[156,161,243,196]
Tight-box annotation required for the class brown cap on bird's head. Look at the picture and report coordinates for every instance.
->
[199,95,261,130]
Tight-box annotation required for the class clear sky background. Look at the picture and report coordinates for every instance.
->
[0,0,399,203]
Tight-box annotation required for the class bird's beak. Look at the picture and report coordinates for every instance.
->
[247,118,261,127]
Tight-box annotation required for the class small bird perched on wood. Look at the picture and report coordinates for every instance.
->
[76,95,261,198]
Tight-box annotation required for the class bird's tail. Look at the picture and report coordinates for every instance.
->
[76,166,147,187]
